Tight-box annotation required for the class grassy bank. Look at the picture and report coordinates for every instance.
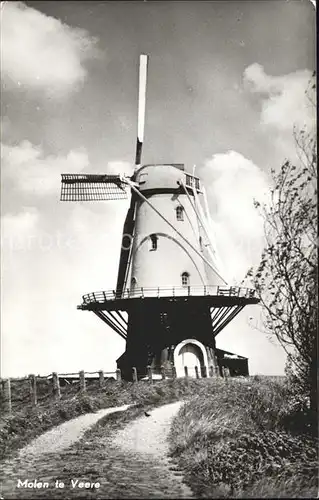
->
[169,376,318,498]
[0,377,204,460]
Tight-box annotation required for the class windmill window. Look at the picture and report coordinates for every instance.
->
[131,277,137,286]
[181,272,190,286]
[150,234,158,251]
[176,206,184,221]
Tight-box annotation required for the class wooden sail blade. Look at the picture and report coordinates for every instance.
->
[60,174,128,201]
[135,54,148,166]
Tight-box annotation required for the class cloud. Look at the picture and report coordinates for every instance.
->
[0,116,11,141]
[243,63,315,132]
[1,141,136,199]
[107,161,134,177]
[1,137,130,377]
[1,200,127,379]
[201,152,286,373]
[1,207,39,253]
[200,151,270,282]
[1,140,90,195]
[1,1,99,96]
[1,200,127,377]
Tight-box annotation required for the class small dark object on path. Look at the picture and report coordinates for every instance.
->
[144,411,151,417]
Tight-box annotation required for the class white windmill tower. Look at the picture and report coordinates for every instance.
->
[60,55,258,380]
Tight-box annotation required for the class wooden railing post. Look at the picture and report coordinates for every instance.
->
[147,365,153,384]
[79,370,86,392]
[4,378,12,414]
[184,366,188,378]
[52,372,61,399]
[195,366,200,379]
[132,367,138,383]
[28,374,37,406]
[172,366,177,379]
[202,365,207,378]
[222,367,229,381]
[98,370,104,388]
[116,368,122,381]
[209,365,214,377]
[161,365,166,380]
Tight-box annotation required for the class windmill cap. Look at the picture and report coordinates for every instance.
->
[135,164,198,193]
[141,163,185,171]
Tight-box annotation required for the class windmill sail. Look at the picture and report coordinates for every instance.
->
[60,174,128,201]
[135,54,148,166]
[114,55,148,295]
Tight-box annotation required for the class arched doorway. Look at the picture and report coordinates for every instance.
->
[173,339,209,378]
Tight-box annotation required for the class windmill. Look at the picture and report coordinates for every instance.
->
[60,55,259,380]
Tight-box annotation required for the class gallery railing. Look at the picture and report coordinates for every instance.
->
[80,285,257,305]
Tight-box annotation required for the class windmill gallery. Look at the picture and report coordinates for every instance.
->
[60,55,259,381]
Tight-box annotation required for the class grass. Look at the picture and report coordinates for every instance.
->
[0,376,204,461]
[169,376,318,498]
[2,375,317,498]
[1,403,185,499]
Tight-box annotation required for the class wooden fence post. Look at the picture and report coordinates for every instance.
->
[160,365,166,380]
[147,365,153,384]
[4,378,11,414]
[195,366,200,379]
[28,374,37,406]
[52,372,61,399]
[184,366,188,378]
[79,370,86,392]
[116,368,122,381]
[98,370,104,388]
[132,367,138,383]
[209,365,214,377]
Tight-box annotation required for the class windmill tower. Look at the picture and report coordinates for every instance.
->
[61,55,259,380]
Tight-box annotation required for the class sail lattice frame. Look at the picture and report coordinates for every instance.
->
[60,174,128,201]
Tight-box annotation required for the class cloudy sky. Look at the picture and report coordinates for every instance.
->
[1,0,315,377]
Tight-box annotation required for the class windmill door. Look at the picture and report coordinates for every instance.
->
[176,343,203,378]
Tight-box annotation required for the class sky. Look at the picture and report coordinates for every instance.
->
[1,0,316,377]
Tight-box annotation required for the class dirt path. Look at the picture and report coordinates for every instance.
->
[113,401,182,456]
[111,401,193,498]
[19,404,131,458]
[0,402,192,499]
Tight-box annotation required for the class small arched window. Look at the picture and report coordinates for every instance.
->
[176,205,184,221]
[131,277,137,286]
[150,234,158,251]
[181,272,190,286]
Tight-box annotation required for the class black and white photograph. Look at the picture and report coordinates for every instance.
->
[0,0,317,498]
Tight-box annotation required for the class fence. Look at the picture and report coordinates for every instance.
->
[0,365,230,415]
